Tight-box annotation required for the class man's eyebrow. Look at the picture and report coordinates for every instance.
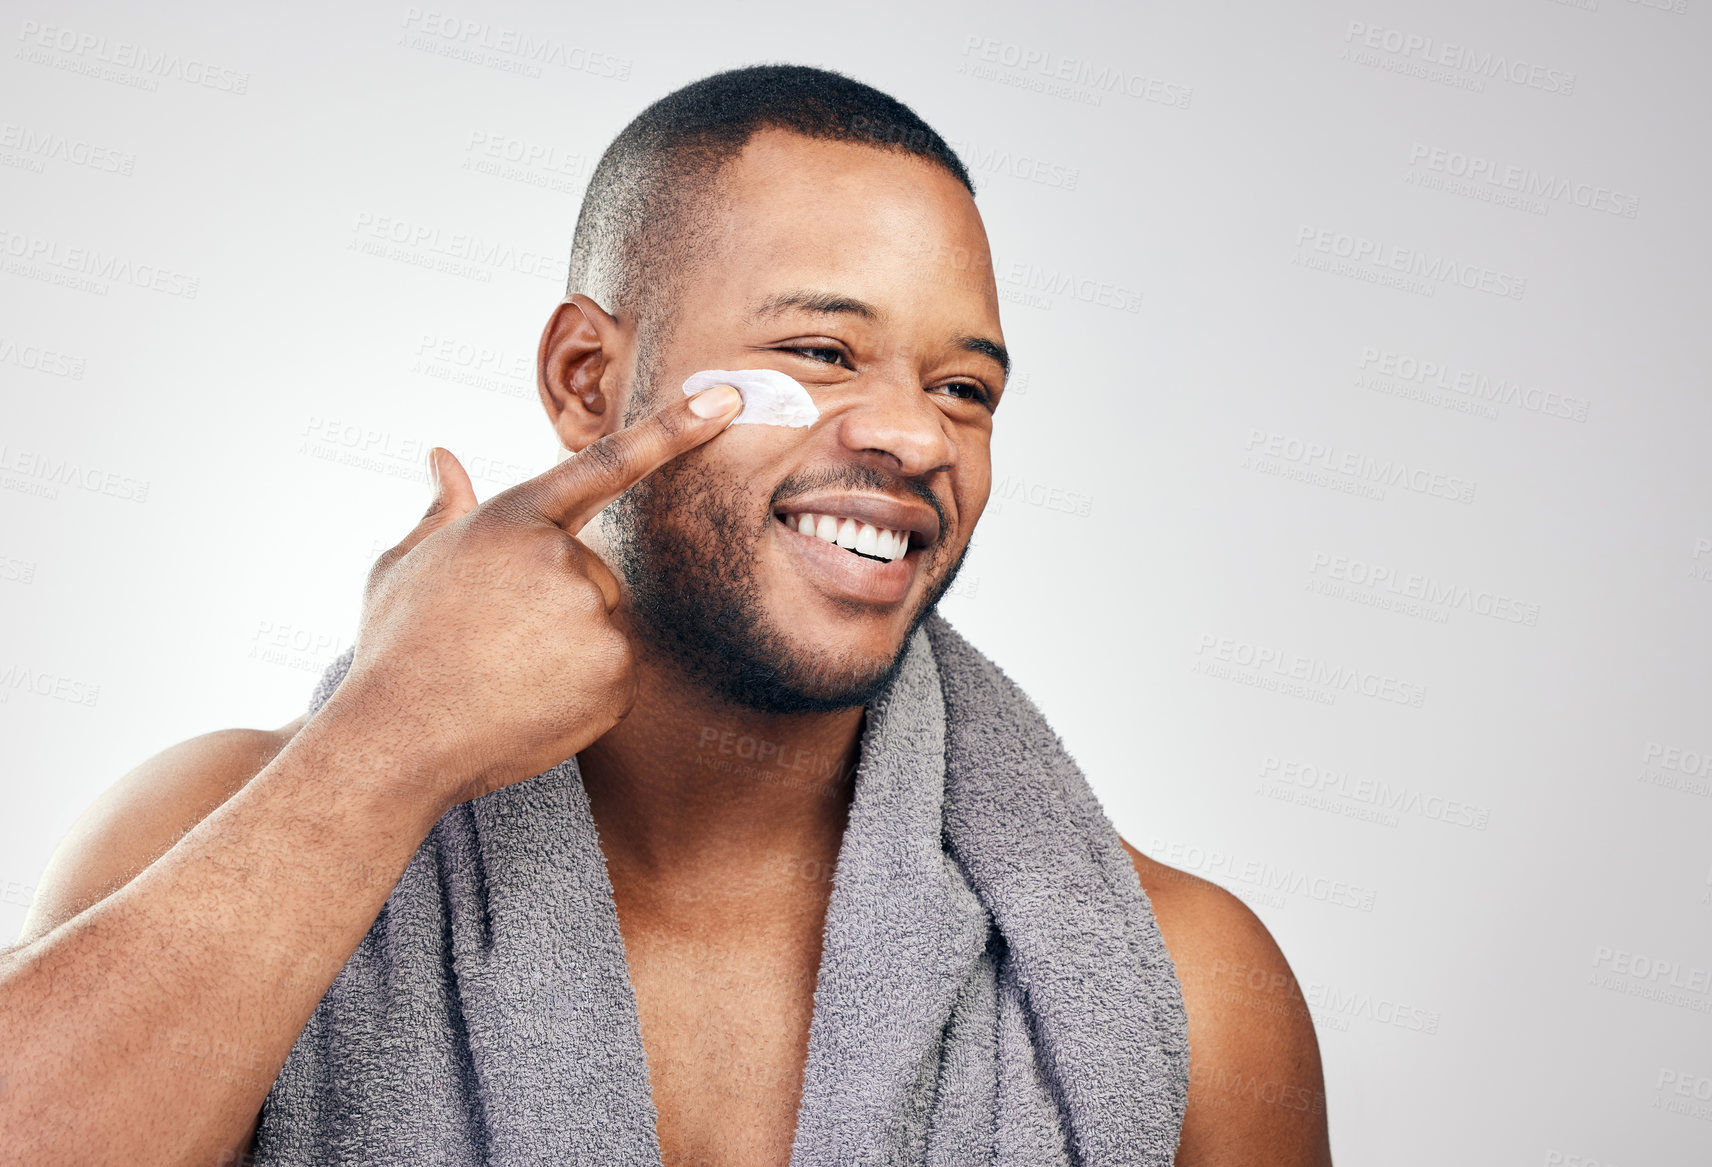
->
[957,334,1010,382]
[748,288,882,322]
[749,287,1009,383]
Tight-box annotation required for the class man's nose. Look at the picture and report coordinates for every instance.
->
[827,375,956,478]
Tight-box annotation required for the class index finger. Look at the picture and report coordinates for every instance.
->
[494,382,743,532]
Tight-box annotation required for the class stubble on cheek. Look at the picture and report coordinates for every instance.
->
[606,457,762,649]
[601,419,982,711]
[602,465,925,710]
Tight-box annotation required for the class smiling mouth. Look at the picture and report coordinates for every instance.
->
[774,511,913,563]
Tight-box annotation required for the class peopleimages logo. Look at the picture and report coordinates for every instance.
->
[1294,225,1526,301]
[1637,740,1712,798]
[1147,839,1379,912]
[1244,429,1477,504]
[905,238,1142,315]
[0,444,149,503]
[944,135,1081,192]
[991,473,1094,518]
[15,20,250,94]
[1307,551,1540,626]
[461,130,596,194]
[1691,538,1712,584]
[1303,980,1442,1035]
[0,229,199,298]
[1193,633,1428,709]
[957,36,1193,109]
[0,663,100,707]
[1406,143,1638,219]
[1357,348,1589,423]
[1260,755,1492,830]
[410,332,533,399]
[1653,1069,1712,1123]
[299,415,534,490]
[0,121,135,175]
[1341,21,1577,95]
[348,213,565,282]
[248,621,348,675]
[1590,945,1712,1013]
[0,336,85,380]
[399,8,632,79]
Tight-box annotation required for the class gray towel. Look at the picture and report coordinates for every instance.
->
[254,612,1189,1165]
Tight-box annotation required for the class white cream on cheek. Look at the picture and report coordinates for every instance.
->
[681,368,819,427]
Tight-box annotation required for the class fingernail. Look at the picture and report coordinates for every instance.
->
[426,447,441,493]
[689,384,742,419]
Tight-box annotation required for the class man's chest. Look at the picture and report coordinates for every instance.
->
[620,918,827,1167]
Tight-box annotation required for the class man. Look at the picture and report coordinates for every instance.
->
[0,65,1331,1165]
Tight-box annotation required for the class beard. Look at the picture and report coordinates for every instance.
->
[601,355,969,714]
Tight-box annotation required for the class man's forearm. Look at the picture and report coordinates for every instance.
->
[0,714,449,1165]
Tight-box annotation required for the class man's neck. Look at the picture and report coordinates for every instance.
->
[574,641,864,907]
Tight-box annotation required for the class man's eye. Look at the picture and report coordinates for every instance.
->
[785,345,846,365]
[781,348,991,408]
[941,382,993,406]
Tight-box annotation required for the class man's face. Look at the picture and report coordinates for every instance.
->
[602,128,1006,714]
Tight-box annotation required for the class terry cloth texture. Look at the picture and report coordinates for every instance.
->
[254,612,1190,1166]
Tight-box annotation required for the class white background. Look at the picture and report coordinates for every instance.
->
[3,1,1709,1163]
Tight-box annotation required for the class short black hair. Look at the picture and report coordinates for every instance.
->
[565,63,975,385]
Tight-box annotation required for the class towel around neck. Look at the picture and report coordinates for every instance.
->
[254,612,1189,1166]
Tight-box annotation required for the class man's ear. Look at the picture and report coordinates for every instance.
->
[537,294,630,457]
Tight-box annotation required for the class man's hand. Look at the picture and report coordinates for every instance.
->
[0,382,744,1166]
[326,382,744,812]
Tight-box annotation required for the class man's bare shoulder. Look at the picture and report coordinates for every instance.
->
[15,716,308,947]
[1117,837,1334,1166]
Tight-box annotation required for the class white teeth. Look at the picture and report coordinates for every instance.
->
[786,511,910,561]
